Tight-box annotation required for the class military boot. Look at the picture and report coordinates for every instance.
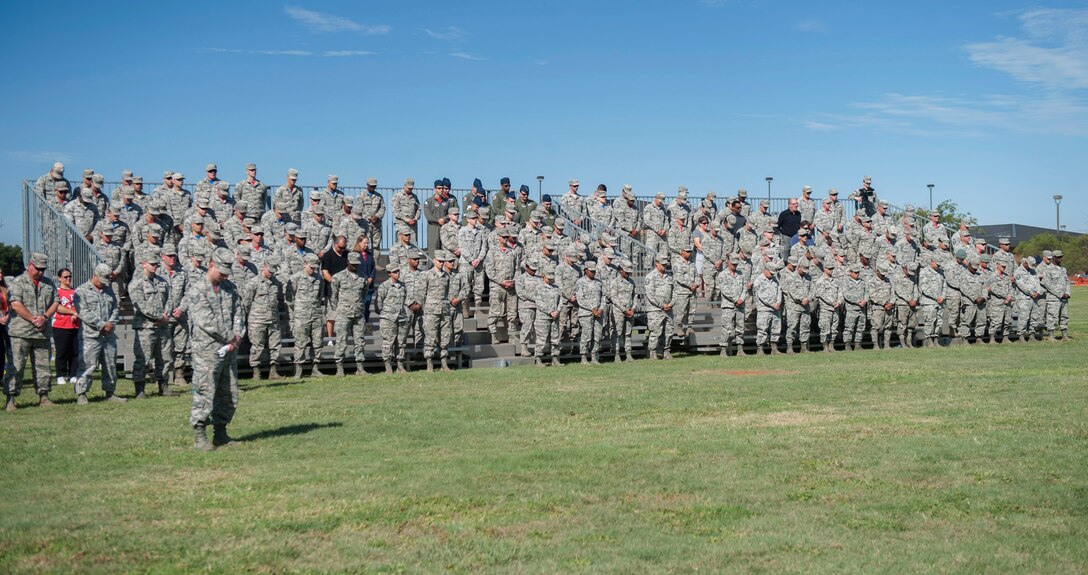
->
[535,357,544,366]
[159,383,179,397]
[581,355,590,365]
[193,424,213,451]
[268,366,282,380]
[786,341,795,354]
[212,425,239,448]
[519,344,529,357]
[825,342,834,353]
[441,358,452,372]
[663,350,673,360]
[426,358,434,372]
[649,351,658,360]
[591,355,601,365]
[173,371,187,386]
[294,364,304,379]
[771,344,782,355]
[4,396,15,412]
[77,393,89,405]
[551,356,561,367]
[1063,329,1072,340]
[397,361,409,373]
[1047,331,1057,342]
[625,353,634,362]
[38,394,55,407]
[134,383,147,400]
[720,347,729,358]
[310,364,327,378]
[335,363,345,377]
[800,342,809,353]
[384,362,393,374]
[105,393,127,403]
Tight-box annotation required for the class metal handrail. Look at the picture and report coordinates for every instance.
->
[22,181,103,285]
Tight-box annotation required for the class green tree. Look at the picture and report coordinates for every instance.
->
[916,200,978,228]
[0,242,24,275]
[1014,233,1088,275]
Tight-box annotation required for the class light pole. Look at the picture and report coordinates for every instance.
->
[765,176,773,201]
[927,183,934,212]
[1053,194,1063,238]
[537,175,544,202]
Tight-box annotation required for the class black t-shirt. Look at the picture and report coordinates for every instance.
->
[321,248,349,285]
[777,209,802,238]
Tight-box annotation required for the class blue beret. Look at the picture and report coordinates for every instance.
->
[434,179,443,187]
[500,177,510,185]
[442,177,451,187]
[519,184,530,193]
[473,178,483,190]
[542,194,552,202]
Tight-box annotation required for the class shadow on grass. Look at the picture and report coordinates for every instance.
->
[235,422,344,443]
[239,379,308,392]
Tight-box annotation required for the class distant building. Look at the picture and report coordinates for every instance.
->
[970,223,1084,247]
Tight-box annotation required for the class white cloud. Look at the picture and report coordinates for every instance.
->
[4,150,73,164]
[806,92,1088,137]
[423,26,469,41]
[254,49,313,56]
[966,8,1088,90]
[449,52,482,61]
[323,50,376,57]
[284,5,390,35]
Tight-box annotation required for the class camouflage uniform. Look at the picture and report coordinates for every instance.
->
[355,190,386,250]
[717,263,748,353]
[917,263,946,344]
[163,262,190,384]
[1013,260,1043,339]
[868,267,896,347]
[236,176,269,216]
[401,262,425,347]
[557,257,581,346]
[1039,257,1067,336]
[840,270,869,347]
[958,265,987,340]
[188,271,245,429]
[985,264,1014,341]
[458,223,488,308]
[129,266,171,394]
[485,239,522,342]
[642,200,668,255]
[243,271,284,374]
[5,270,56,399]
[331,266,369,369]
[753,268,783,350]
[515,268,541,354]
[375,273,408,368]
[64,197,99,239]
[782,264,813,352]
[416,262,454,364]
[645,264,674,358]
[534,276,563,363]
[574,269,605,363]
[813,268,843,350]
[290,261,325,370]
[74,278,121,397]
[392,189,422,245]
[700,230,725,300]
[671,253,697,335]
[892,265,920,347]
[609,270,637,361]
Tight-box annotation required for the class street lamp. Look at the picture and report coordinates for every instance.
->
[1054,194,1063,238]
[927,183,934,212]
[537,176,544,202]
[765,176,773,201]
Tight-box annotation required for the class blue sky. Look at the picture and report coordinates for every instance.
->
[2,0,1086,246]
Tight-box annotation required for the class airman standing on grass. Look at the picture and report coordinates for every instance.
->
[375,264,409,373]
[645,254,674,360]
[74,263,124,405]
[5,252,57,412]
[189,248,245,451]
[575,261,605,365]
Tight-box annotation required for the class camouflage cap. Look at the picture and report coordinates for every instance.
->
[728,253,742,264]
[954,249,967,259]
[294,228,308,240]
[214,181,230,192]
[404,178,415,188]
[436,250,455,262]
[448,206,459,215]
[827,188,838,195]
[568,178,580,186]
[903,262,918,275]
[602,247,616,258]
[212,247,234,270]
[161,243,177,256]
[250,224,264,235]
[980,254,992,263]
[150,201,166,215]
[343,196,354,206]
[554,219,565,229]
[93,262,114,279]
[142,248,162,265]
[303,253,320,266]
[235,202,248,214]
[848,263,862,273]
[108,201,122,214]
[1022,257,1034,267]
[737,188,748,197]
[285,222,299,234]
[824,260,837,269]
[133,176,143,184]
[347,251,361,265]
[524,259,538,270]
[172,172,185,181]
[654,192,666,199]
[408,250,423,260]
[1042,250,1053,258]
[246,163,257,170]
[397,224,412,236]
[498,229,514,238]
[998,237,1011,245]
[386,263,401,274]
[367,177,378,186]
[163,171,174,179]
[621,261,633,273]
[583,261,597,272]
[313,204,326,215]
[196,197,210,208]
[1054,250,1064,257]
[205,226,222,240]
[147,223,164,238]
[99,226,115,237]
[759,199,769,207]
[974,237,987,245]
[328,174,338,183]
[55,181,70,192]
[655,254,670,266]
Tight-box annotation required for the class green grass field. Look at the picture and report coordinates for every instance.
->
[2,288,1087,573]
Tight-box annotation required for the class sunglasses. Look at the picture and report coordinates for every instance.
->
[60,274,71,279]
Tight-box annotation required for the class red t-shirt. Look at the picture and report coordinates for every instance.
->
[53,287,79,330]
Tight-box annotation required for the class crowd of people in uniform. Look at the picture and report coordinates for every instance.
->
[10,163,1075,449]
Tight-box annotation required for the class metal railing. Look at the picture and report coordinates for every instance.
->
[22,181,102,285]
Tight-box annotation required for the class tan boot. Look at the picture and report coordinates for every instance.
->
[397,361,409,373]
[268,366,282,380]
[38,395,55,407]
[310,364,327,378]
[426,359,434,372]
[441,358,451,372]
[193,424,213,451]
[159,383,179,397]
[335,364,345,377]
[294,364,303,379]
[4,396,14,412]
[384,362,393,374]
[551,357,561,367]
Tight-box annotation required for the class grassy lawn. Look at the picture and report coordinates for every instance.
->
[2,288,1086,573]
